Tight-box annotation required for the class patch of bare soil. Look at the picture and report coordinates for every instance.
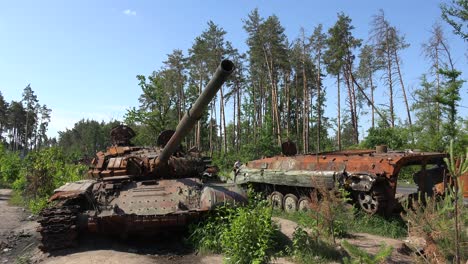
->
[0,189,40,264]
[273,216,414,264]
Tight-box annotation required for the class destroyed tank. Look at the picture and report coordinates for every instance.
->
[234,142,448,215]
[38,60,246,251]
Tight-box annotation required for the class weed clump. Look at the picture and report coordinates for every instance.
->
[188,191,278,264]
[341,240,393,264]
[286,226,342,263]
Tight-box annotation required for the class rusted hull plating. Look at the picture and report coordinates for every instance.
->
[238,150,448,214]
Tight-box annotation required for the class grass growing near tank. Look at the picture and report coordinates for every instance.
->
[273,209,407,239]
[349,212,407,238]
[187,191,280,264]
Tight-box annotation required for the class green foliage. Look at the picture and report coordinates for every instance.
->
[403,194,467,262]
[349,212,407,239]
[221,202,276,264]
[0,145,22,186]
[188,204,233,253]
[275,208,407,240]
[396,165,420,183]
[58,119,120,158]
[361,125,410,150]
[286,226,341,263]
[273,189,354,240]
[10,147,87,212]
[440,0,468,40]
[342,240,392,264]
[436,69,464,138]
[403,141,467,263]
[188,190,278,264]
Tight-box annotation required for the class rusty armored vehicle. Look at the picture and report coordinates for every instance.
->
[234,142,449,215]
[38,60,246,251]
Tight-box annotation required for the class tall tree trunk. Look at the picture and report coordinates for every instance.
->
[435,49,440,133]
[236,81,241,152]
[253,83,258,145]
[302,66,309,153]
[285,72,290,139]
[370,76,375,128]
[393,49,413,143]
[220,87,227,153]
[337,73,341,151]
[295,74,300,149]
[263,47,281,146]
[350,73,359,144]
[274,80,281,146]
[385,38,395,127]
[343,69,357,145]
[350,71,391,127]
[316,59,322,153]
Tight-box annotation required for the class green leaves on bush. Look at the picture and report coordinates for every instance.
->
[188,196,278,264]
[0,145,22,186]
[286,226,341,263]
[2,147,88,213]
[221,201,276,264]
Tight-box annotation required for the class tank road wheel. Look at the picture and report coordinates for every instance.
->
[283,194,298,213]
[268,191,284,210]
[356,191,380,214]
[297,196,312,211]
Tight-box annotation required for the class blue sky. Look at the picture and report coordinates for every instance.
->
[0,0,466,139]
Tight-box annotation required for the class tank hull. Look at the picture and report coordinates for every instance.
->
[235,150,449,215]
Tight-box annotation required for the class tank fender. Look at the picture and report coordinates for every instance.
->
[200,184,247,210]
[49,179,96,202]
[346,173,377,192]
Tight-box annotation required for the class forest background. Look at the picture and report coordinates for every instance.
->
[0,1,466,208]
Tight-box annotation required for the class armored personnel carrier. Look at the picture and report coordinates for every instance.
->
[234,142,448,215]
[38,60,246,251]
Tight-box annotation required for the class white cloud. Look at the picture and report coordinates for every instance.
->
[122,9,136,16]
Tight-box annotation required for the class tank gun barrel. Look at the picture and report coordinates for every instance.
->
[156,59,235,164]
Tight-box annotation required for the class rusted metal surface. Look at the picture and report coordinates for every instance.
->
[462,172,468,198]
[38,60,246,251]
[110,125,135,146]
[236,149,448,215]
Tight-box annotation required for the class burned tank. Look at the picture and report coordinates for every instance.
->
[234,142,449,215]
[38,60,246,251]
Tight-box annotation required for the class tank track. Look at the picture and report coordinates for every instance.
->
[38,205,80,251]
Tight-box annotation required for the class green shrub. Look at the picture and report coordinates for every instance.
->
[188,191,278,264]
[287,226,341,263]
[221,201,276,264]
[0,146,22,185]
[188,204,234,253]
[12,147,87,212]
